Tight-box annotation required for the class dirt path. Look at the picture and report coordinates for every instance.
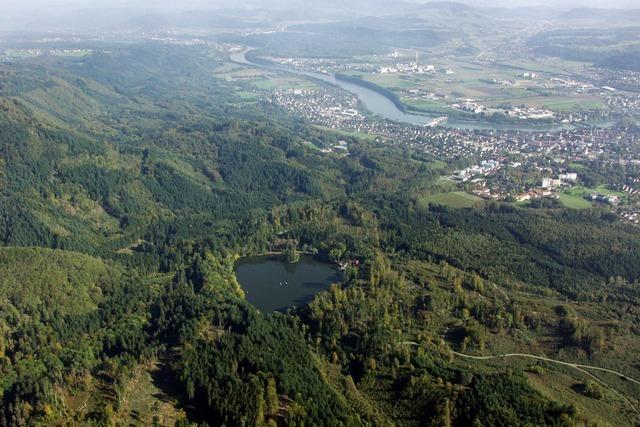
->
[452,351,640,420]
[452,352,640,386]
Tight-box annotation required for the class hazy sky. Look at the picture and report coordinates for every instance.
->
[2,0,638,9]
[1,0,637,32]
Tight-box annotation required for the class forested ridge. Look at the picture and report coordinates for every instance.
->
[0,43,639,426]
[527,28,640,72]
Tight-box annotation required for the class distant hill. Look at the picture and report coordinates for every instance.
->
[561,7,640,21]
[0,1,496,32]
[407,1,496,24]
[0,1,420,31]
[528,26,640,72]
[235,21,452,57]
[410,1,478,13]
[484,6,562,20]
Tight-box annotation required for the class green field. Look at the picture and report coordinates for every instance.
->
[235,91,259,100]
[313,125,378,141]
[425,159,447,171]
[567,185,625,198]
[214,62,319,92]
[405,99,451,114]
[558,193,594,209]
[560,185,627,208]
[252,76,319,90]
[420,191,483,208]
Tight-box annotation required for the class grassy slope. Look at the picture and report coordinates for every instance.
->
[420,191,484,209]
[558,193,594,209]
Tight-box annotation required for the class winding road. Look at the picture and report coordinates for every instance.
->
[452,352,640,386]
[452,351,640,420]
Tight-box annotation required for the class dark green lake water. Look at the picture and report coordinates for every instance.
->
[235,255,341,312]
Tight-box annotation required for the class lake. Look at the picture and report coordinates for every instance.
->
[235,255,341,312]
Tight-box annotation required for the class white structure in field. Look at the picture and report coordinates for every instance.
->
[559,173,578,182]
[379,50,435,74]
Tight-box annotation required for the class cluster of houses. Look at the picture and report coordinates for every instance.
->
[507,106,555,120]
[583,66,640,92]
[515,189,557,202]
[513,173,578,202]
[541,173,578,189]
[620,210,640,223]
[452,99,487,115]
[452,160,501,182]
[320,140,350,155]
[271,88,364,129]
[589,193,621,205]
[451,101,555,121]
[321,107,360,119]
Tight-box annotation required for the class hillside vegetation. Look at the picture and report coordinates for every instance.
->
[0,42,639,426]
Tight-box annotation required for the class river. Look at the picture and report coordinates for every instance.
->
[230,49,580,132]
[235,255,340,313]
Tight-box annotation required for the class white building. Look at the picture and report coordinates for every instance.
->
[559,173,578,182]
[542,178,562,189]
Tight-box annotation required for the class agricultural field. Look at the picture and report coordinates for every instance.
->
[213,62,320,93]
[251,76,318,91]
[350,56,606,115]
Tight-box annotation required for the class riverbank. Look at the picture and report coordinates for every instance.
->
[230,48,583,132]
[335,73,407,112]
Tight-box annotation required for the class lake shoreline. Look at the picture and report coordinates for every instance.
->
[234,254,341,313]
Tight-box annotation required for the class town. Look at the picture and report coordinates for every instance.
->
[265,76,640,225]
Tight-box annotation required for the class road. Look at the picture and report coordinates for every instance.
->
[452,352,640,385]
[452,351,640,420]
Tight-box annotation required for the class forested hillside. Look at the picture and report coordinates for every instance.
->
[1,43,639,426]
[528,27,640,72]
